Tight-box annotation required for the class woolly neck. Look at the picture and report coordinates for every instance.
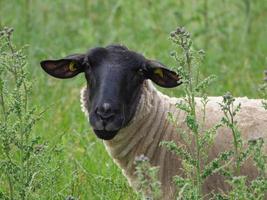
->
[102,80,181,188]
[80,80,182,197]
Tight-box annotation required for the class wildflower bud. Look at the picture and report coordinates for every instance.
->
[145,197,153,200]
[6,28,14,36]
[198,49,205,55]
[175,28,181,34]
[65,196,76,200]
[7,28,14,34]
[223,92,232,101]
[179,27,186,34]
[185,32,190,38]
[135,154,149,164]
[170,31,176,37]
[176,27,184,34]
[170,51,176,57]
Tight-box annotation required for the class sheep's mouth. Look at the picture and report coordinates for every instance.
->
[94,130,118,140]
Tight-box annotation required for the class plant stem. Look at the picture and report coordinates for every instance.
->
[185,48,202,197]
[4,149,14,200]
[7,175,14,200]
[0,85,7,121]
[229,108,240,175]
[222,102,241,175]
[0,74,14,200]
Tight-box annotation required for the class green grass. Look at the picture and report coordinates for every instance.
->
[0,0,266,199]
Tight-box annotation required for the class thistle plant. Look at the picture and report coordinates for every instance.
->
[134,155,161,200]
[160,27,223,199]
[219,93,242,174]
[160,27,267,199]
[0,26,35,200]
[0,27,64,200]
[218,92,267,199]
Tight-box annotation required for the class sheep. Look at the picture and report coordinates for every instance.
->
[40,45,267,199]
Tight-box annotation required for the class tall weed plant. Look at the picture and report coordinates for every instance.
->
[158,27,267,199]
[0,27,64,200]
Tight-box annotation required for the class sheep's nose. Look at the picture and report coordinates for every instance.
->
[96,103,115,120]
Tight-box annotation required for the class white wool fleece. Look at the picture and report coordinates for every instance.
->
[81,80,267,199]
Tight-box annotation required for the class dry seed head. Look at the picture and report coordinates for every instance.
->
[170,31,176,38]
[135,154,149,164]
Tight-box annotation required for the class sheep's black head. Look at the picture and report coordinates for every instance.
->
[40,45,182,140]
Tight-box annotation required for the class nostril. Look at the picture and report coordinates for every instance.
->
[96,110,115,120]
[96,103,115,120]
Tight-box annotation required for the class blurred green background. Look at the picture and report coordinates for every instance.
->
[0,0,266,199]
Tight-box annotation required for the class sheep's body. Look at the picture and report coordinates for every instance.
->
[81,80,267,199]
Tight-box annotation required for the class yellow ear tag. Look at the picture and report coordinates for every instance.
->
[69,62,77,72]
[154,68,164,78]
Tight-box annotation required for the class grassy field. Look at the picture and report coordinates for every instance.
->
[0,0,266,199]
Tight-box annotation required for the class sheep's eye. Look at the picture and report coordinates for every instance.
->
[137,68,144,76]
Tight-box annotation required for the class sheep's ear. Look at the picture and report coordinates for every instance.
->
[145,60,182,88]
[40,54,85,79]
